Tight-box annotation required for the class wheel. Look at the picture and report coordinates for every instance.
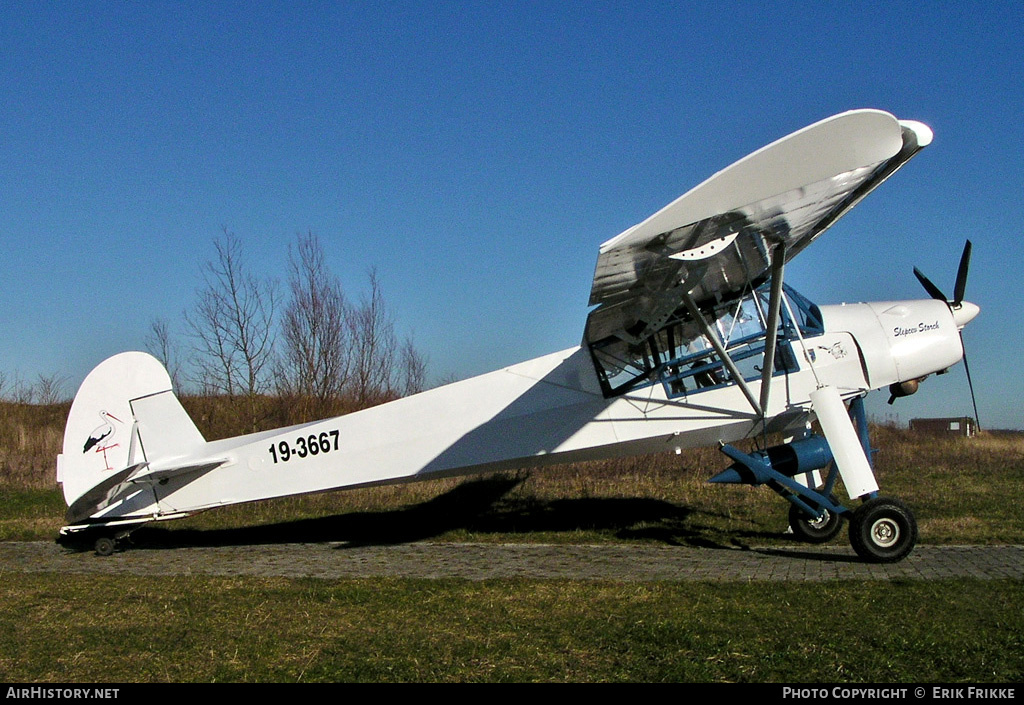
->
[848,497,917,563]
[94,536,116,557]
[789,495,844,544]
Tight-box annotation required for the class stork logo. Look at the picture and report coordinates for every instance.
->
[83,410,124,471]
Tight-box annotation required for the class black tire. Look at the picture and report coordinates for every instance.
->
[849,497,917,563]
[788,495,844,544]
[94,536,116,557]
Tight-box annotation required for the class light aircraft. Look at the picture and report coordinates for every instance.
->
[56,109,979,562]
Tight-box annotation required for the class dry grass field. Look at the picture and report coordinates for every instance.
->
[2,398,1022,547]
[2,399,1023,683]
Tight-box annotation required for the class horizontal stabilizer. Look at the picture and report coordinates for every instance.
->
[128,459,227,484]
[65,463,147,525]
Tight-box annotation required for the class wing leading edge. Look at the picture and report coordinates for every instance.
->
[586,110,933,346]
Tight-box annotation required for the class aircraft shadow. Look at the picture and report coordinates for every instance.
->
[750,547,864,563]
[129,474,783,551]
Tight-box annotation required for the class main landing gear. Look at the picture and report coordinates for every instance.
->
[786,494,918,562]
[715,444,919,562]
[713,404,918,562]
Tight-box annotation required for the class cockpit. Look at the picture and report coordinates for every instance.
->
[588,284,823,399]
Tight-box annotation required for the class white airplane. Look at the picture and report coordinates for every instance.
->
[56,109,979,562]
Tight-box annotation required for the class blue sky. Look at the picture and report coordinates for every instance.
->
[2,2,1022,429]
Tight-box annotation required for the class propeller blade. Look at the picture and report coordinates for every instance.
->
[913,267,948,302]
[953,240,972,305]
[960,331,981,432]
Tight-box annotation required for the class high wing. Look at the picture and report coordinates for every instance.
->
[585,110,933,347]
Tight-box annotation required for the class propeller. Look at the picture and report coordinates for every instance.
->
[913,239,971,307]
[910,240,981,430]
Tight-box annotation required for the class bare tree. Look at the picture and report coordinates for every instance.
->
[145,317,183,390]
[345,270,431,405]
[177,229,425,430]
[274,237,429,419]
[185,230,278,427]
[349,268,399,407]
[398,335,428,397]
[7,373,35,404]
[34,373,67,405]
[277,232,351,405]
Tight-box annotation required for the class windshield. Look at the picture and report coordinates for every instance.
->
[589,283,821,398]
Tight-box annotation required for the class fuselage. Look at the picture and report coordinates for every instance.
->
[61,289,976,526]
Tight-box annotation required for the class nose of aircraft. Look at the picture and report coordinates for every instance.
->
[951,300,980,329]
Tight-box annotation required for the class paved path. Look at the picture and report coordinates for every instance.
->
[2,541,1022,581]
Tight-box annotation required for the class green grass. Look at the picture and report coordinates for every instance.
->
[3,406,1023,683]
[1,575,1020,682]
[0,489,67,542]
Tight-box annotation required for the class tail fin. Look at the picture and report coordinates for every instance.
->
[58,352,206,513]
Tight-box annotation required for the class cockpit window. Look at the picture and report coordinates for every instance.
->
[783,285,824,336]
[588,283,819,398]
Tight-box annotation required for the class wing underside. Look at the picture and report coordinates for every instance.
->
[586,110,932,347]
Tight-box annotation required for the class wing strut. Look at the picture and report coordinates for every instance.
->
[758,244,786,417]
[681,292,762,417]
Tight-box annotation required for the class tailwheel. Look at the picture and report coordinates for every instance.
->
[94,536,117,556]
[849,497,918,563]
[788,495,844,544]
[59,524,138,555]
[92,528,135,556]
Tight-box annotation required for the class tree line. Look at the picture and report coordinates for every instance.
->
[146,229,428,436]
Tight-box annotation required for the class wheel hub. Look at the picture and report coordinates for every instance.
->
[870,517,900,548]
[809,511,831,530]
